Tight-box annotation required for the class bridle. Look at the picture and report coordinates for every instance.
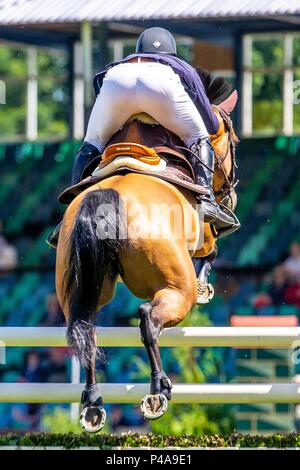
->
[212,105,239,202]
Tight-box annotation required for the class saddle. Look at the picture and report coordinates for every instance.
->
[59,118,209,204]
[59,106,238,206]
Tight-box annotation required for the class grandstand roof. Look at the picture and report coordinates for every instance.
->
[0,0,299,25]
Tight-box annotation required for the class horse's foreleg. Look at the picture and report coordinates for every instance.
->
[193,244,218,304]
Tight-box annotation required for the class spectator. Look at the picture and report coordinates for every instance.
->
[284,275,300,309]
[0,221,18,270]
[39,294,65,326]
[11,403,42,431]
[110,405,145,432]
[22,351,47,383]
[283,242,300,281]
[45,348,68,383]
[252,292,272,309]
[110,406,125,432]
[12,352,47,431]
[268,265,290,305]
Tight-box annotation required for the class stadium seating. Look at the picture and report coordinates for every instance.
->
[219,135,300,266]
[2,135,300,329]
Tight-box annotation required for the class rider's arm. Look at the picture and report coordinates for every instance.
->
[153,54,220,135]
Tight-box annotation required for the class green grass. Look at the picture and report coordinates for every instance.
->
[0,432,300,448]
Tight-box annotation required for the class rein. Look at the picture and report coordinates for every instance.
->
[212,105,239,200]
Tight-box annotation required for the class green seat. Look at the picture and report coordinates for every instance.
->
[235,305,255,316]
[279,305,299,315]
[27,303,46,326]
[0,144,6,161]
[0,273,40,319]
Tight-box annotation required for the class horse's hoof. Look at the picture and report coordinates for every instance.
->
[197,281,214,304]
[141,393,168,420]
[80,405,106,433]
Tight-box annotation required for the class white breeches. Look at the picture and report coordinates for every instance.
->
[85,61,209,152]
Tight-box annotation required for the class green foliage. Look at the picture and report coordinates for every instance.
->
[41,407,84,434]
[293,38,300,67]
[38,78,69,138]
[37,49,68,77]
[0,46,27,138]
[249,34,300,134]
[41,407,111,434]
[0,432,300,448]
[0,47,27,77]
[253,99,283,133]
[252,69,283,133]
[0,44,69,140]
[252,36,284,68]
[131,307,234,436]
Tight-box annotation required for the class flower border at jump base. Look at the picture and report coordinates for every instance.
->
[0,432,300,449]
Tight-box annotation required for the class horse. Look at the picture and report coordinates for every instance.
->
[55,70,239,432]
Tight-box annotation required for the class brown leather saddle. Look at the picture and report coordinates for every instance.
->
[59,120,209,205]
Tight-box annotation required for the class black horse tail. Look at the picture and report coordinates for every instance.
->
[64,189,125,368]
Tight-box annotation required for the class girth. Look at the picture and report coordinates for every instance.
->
[155,145,195,180]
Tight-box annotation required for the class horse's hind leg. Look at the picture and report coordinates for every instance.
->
[139,288,193,420]
[79,274,117,433]
[79,348,107,433]
[57,232,116,433]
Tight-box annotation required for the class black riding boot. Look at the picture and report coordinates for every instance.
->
[46,142,100,249]
[70,142,100,186]
[189,138,236,231]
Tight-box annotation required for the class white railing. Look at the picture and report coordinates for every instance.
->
[0,383,299,404]
[0,326,300,347]
[0,327,299,406]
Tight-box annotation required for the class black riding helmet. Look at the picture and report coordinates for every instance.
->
[136,27,177,56]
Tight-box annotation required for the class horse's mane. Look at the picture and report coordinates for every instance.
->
[196,67,232,106]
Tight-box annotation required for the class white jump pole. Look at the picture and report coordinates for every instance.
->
[70,357,81,421]
[0,326,300,348]
[0,383,300,404]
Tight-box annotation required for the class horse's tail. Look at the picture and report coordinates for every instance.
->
[64,189,125,367]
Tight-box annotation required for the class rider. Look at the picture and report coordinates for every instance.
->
[47,27,237,247]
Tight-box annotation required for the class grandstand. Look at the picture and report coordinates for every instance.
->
[1,0,300,434]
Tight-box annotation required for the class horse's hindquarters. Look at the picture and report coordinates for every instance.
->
[97,174,195,299]
[55,172,201,431]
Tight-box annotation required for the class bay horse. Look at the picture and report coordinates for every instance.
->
[55,71,239,432]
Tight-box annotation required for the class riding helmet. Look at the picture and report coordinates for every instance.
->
[135,27,177,56]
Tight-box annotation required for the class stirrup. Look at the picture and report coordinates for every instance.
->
[196,279,214,304]
[210,204,240,239]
